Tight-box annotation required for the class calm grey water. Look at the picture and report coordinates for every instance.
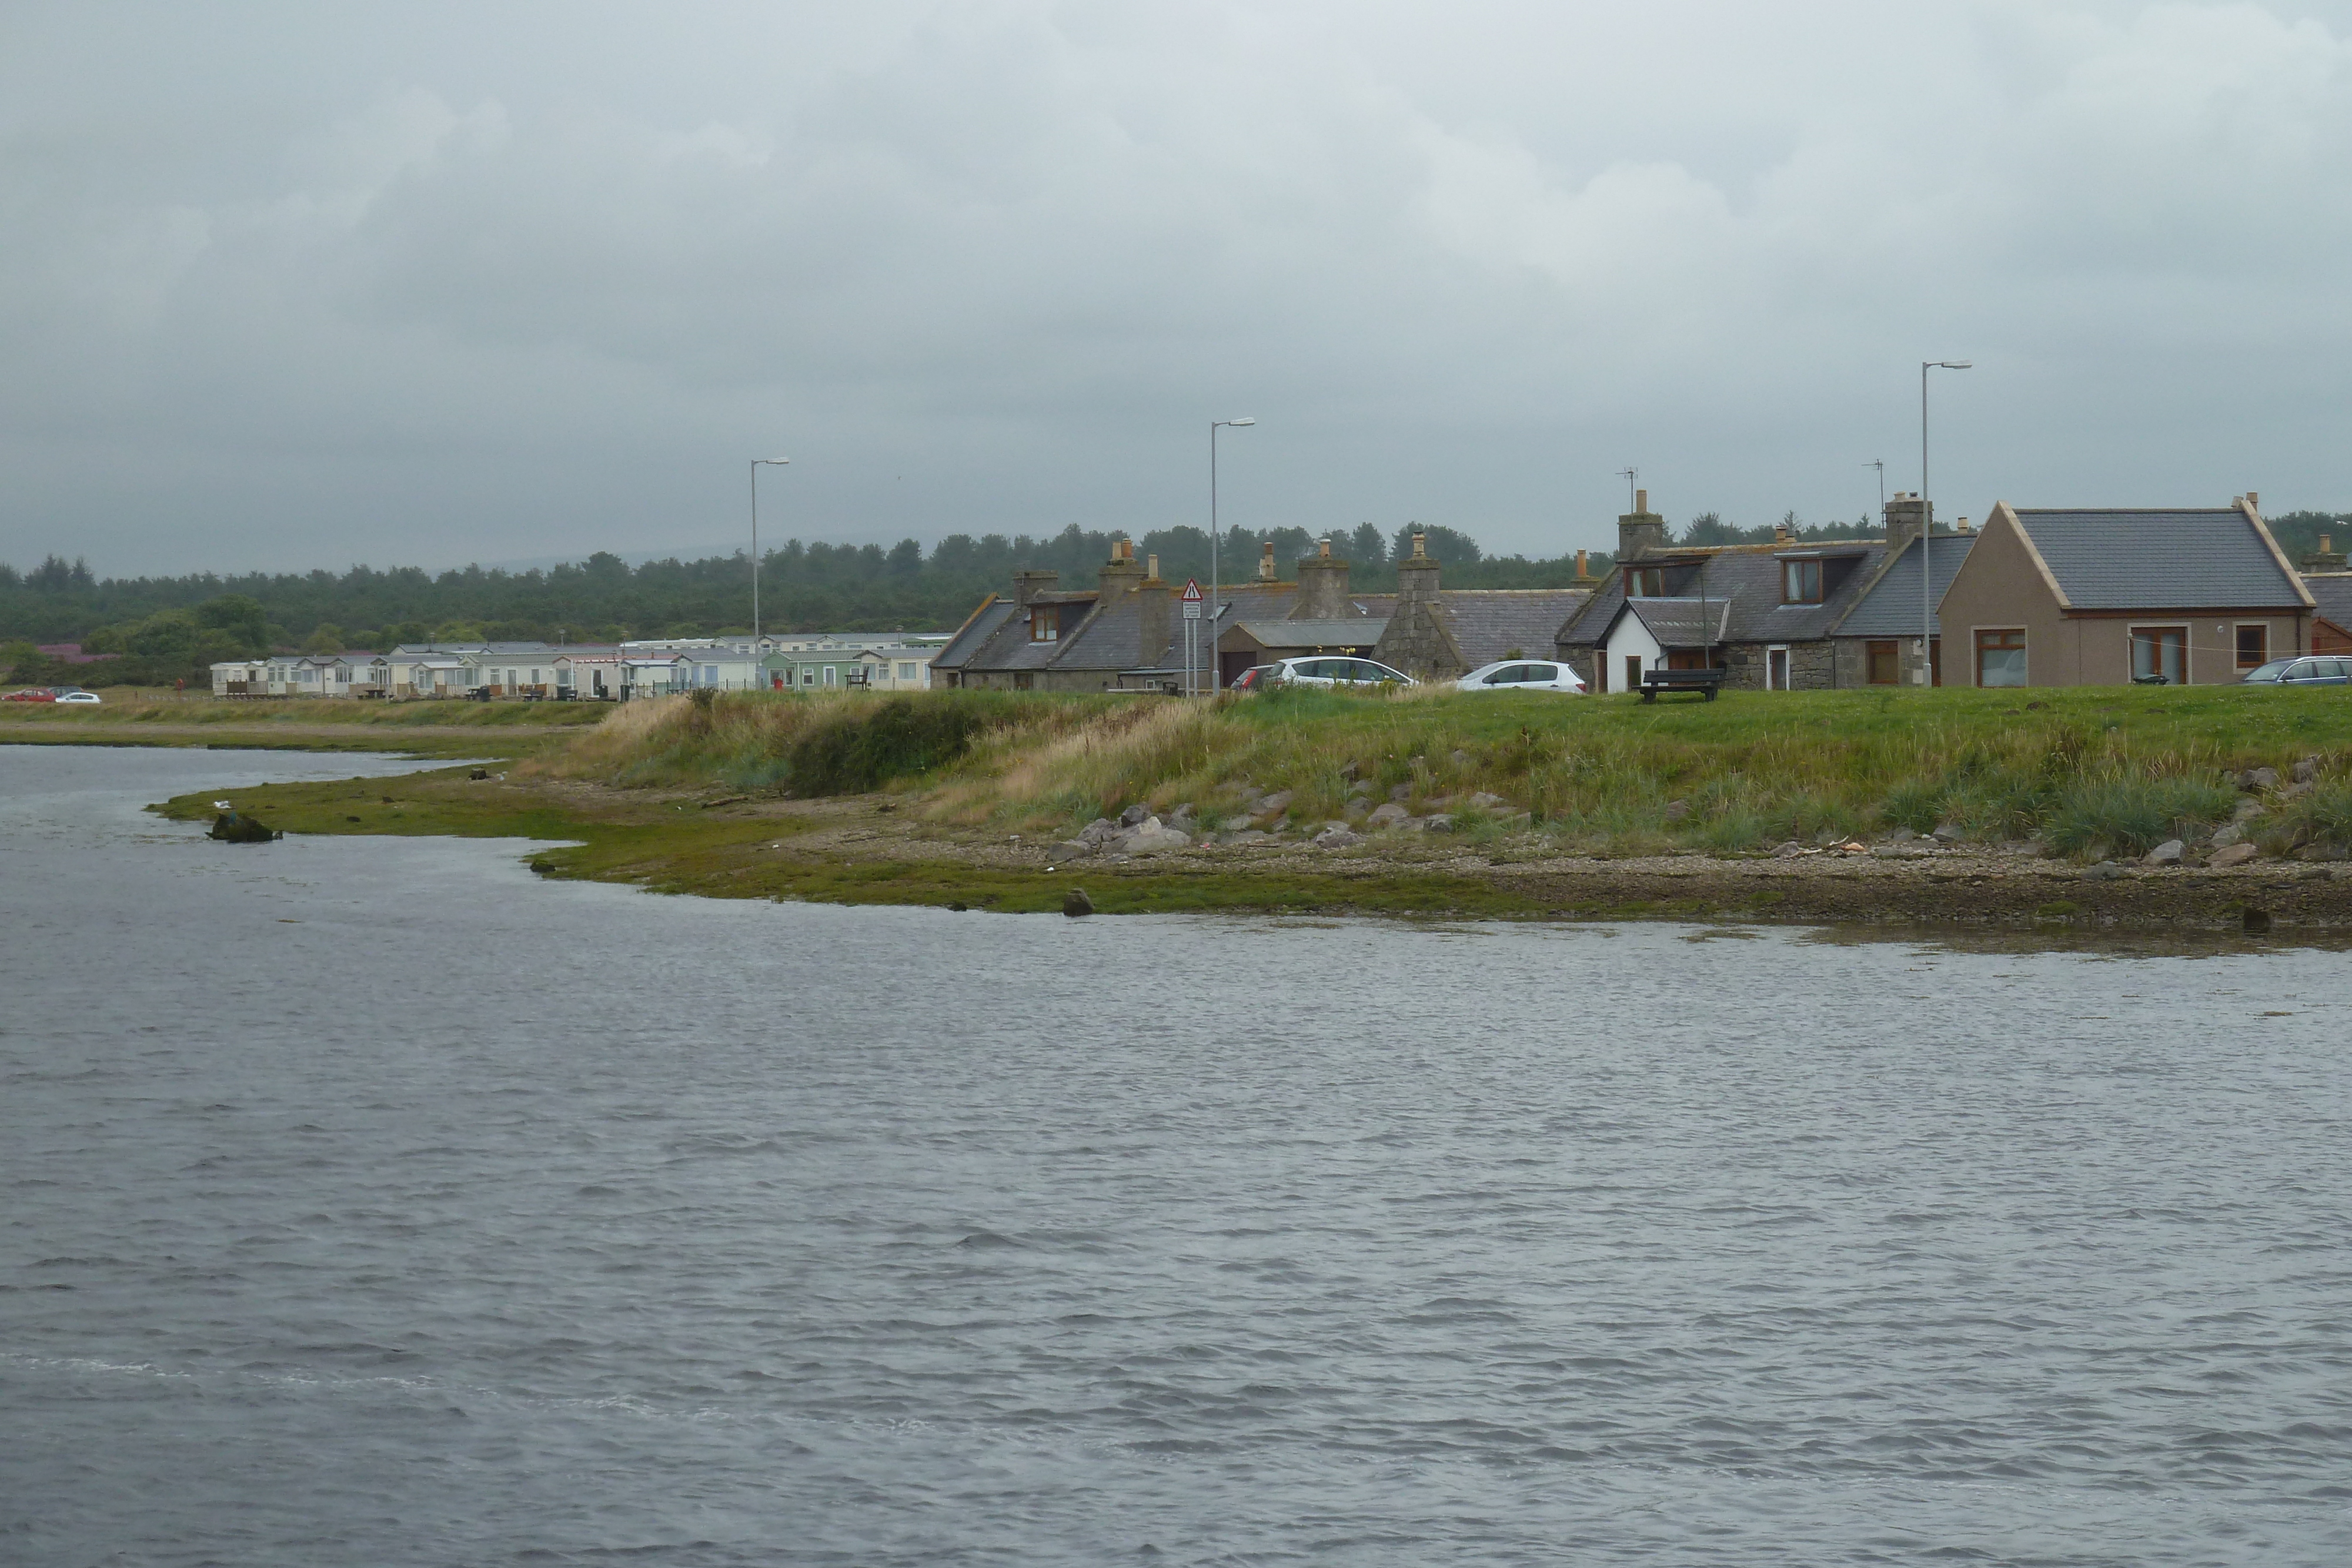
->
[5,744,2352,1566]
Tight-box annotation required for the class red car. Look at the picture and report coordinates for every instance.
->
[4,689,56,703]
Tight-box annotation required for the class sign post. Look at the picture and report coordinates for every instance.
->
[1181,579,1204,696]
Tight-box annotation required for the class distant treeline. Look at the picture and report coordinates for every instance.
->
[7,506,2343,687]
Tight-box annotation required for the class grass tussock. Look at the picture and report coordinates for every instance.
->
[524,682,2352,857]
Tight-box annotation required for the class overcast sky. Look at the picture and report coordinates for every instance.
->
[6,1,2351,577]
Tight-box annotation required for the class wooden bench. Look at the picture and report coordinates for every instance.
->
[1636,667,1726,702]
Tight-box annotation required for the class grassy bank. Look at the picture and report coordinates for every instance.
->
[517,684,2352,861]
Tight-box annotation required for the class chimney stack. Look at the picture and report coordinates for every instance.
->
[2247,490,2260,512]
[1289,538,1354,620]
[1144,553,1161,582]
[1574,547,1595,585]
[1011,569,1059,609]
[1884,492,1929,551]
[1134,570,1172,666]
[1618,493,1668,560]
[1773,520,1791,544]
[1258,541,1278,581]
[1095,539,1145,607]
[2302,532,2348,573]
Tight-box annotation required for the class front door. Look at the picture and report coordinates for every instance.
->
[1625,654,1642,691]
[1766,647,1790,690]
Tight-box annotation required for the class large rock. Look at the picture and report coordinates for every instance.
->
[2144,838,2184,866]
[208,812,279,844]
[1117,818,1192,853]
[1367,802,1412,828]
[1772,841,1807,858]
[1312,825,1365,849]
[2293,756,2320,784]
[2211,823,2245,848]
[2239,765,2280,792]
[1054,840,1095,858]
[1388,783,1412,802]
[1466,791,1508,811]
[2082,861,2126,881]
[2210,842,2260,868]
[1077,818,1117,847]
[1257,789,1294,815]
[1118,803,1152,827]
[1220,815,1255,833]
[1063,888,1094,917]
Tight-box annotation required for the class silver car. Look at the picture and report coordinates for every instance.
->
[1232,656,1414,690]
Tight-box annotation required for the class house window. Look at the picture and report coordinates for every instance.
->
[1626,567,1665,597]
[1030,606,1060,641]
[899,663,918,680]
[1866,640,1900,685]
[2237,624,2269,670]
[1781,560,1823,604]
[1976,628,2027,687]
[2130,626,2187,685]
[1014,671,1035,690]
[803,669,816,686]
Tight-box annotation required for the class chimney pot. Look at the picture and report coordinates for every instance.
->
[1145,553,1158,580]
[1635,488,1648,513]
[1258,541,1277,581]
[1411,531,1427,561]
[2247,491,2260,510]
[1318,536,1332,558]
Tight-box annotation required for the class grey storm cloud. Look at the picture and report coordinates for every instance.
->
[5,0,2352,575]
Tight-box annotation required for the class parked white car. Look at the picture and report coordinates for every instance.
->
[55,690,103,704]
[1455,660,1586,694]
[1231,656,1415,690]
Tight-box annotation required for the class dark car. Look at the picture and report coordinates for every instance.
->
[2240,657,2352,686]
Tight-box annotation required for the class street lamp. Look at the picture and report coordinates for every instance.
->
[1920,362,1970,686]
[750,458,789,674]
[1208,417,1255,693]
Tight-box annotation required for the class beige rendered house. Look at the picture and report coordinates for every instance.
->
[1937,498,2311,687]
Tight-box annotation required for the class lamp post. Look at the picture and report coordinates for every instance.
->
[750,457,789,680]
[1208,417,1255,692]
[1920,362,1969,686]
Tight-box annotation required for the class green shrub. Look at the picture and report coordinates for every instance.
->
[2043,773,2236,858]
[1878,778,1946,834]
[2262,782,2352,854]
[782,694,1010,795]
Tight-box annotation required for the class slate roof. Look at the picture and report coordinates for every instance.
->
[1625,597,1734,647]
[2304,573,2352,630]
[2011,509,2308,610]
[1432,589,1592,668]
[1835,533,1978,637]
[929,597,1018,674]
[1230,618,1388,647]
[1054,594,1174,671]
[1559,541,1889,648]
